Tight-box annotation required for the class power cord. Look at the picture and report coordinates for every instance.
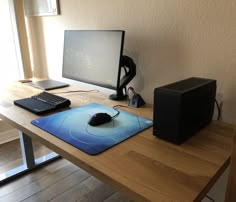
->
[112,105,129,119]
[215,99,221,120]
[52,89,100,94]
[206,194,215,202]
[111,107,120,119]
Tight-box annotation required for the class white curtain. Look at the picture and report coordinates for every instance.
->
[0,0,23,86]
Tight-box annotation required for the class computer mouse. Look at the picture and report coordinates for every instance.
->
[88,113,112,126]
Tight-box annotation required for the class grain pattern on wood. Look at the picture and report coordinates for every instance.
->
[225,129,236,202]
[0,160,80,202]
[0,120,19,144]
[0,158,72,198]
[0,139,53,174]
[0,81,234,202]
[0,143,130,202]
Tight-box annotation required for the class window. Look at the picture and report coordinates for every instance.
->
[0,0,23,87]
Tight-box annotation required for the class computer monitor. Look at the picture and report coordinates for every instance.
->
[62,30,136,100]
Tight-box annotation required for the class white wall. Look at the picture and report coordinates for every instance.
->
[26,0,236,123]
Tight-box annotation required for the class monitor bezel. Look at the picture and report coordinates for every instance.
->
[62,30,125,91]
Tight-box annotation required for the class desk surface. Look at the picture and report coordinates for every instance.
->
[0,82,234,202]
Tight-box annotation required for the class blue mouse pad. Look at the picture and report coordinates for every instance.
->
[31,103,153,155]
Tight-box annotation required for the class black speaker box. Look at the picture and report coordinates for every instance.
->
[153,77,216,144]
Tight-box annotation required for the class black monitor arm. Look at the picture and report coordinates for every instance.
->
[109,55,136,100]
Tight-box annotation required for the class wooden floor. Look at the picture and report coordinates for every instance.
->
[0,120,19,145]
[0,122,130,202]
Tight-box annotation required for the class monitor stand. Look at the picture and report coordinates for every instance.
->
[109,56,136,101]
[109,87,127,100]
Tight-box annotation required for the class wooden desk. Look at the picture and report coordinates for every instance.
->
[0,82,234,202]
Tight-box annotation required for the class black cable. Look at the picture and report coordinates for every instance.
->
[112,104,143,130]
[111,108,120,119]
[112,105,129,119]
[215,99,221,120]
[113,104,129,109]
[123,66,128,75]
[53,90,100,94]
[206,194,215,202]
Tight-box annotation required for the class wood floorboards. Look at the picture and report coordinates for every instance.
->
[0,120,19,145]
[0,158,130,202]
[0,123,131,202]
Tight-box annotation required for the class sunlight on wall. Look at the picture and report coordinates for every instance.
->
[24,17,35,78]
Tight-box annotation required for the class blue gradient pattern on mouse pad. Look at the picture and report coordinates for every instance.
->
[31,103,153,155]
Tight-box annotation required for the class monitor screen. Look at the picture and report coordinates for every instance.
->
[62,30,125,90]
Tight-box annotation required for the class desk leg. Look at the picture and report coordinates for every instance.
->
[0,132,60,185]
[19,132,35,168]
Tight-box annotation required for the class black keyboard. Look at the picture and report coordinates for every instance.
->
[14,91,71,115]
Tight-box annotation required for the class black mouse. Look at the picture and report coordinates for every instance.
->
[88,113,112,126]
